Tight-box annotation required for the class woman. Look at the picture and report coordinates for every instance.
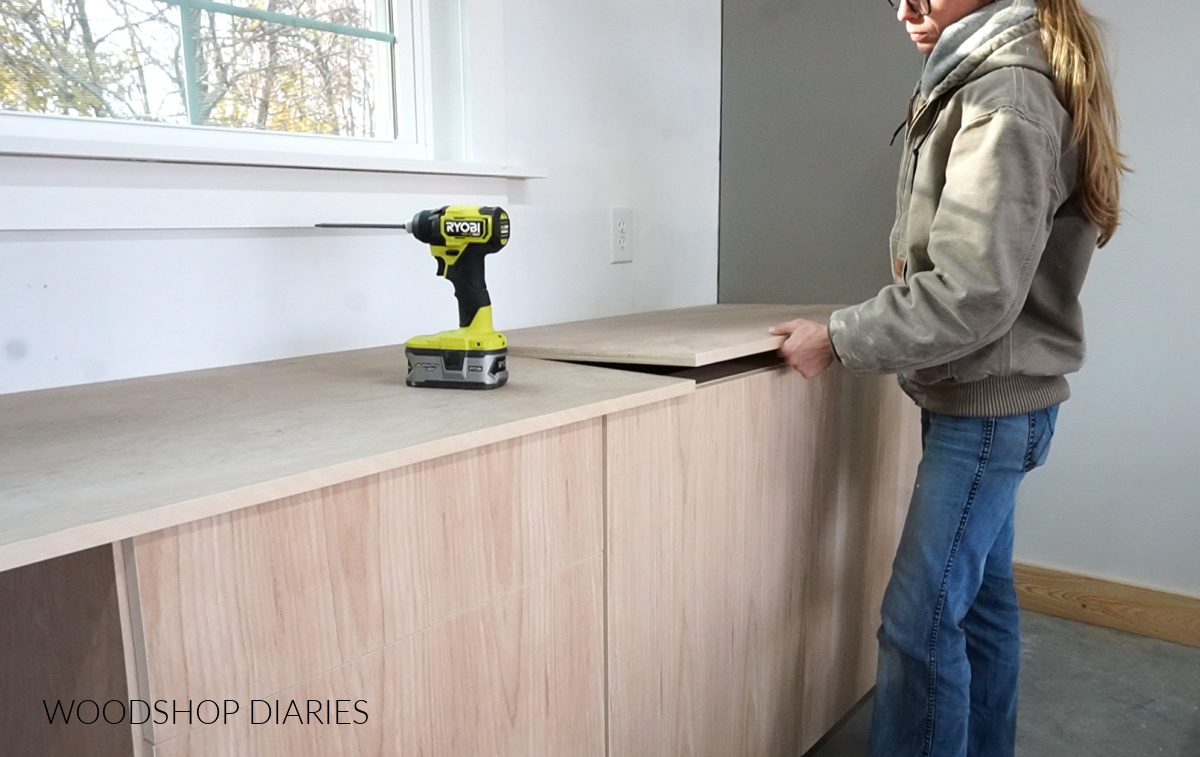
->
[769,1,1125,755]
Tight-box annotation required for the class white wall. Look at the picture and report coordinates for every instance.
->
[1014,0,1200,597]
[0,0,722,395]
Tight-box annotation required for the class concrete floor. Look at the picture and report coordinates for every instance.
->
[805,611,1200,757]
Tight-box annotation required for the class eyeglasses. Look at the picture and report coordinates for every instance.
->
[887,0,932,15]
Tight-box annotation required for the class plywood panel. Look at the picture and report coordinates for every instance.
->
[0,546,133,757]
[507,304,839,367]
[799,372,921,749]
[151,558,605,757]
[129,420,603,745]
[605,365,843,756]
[0,350,688,574]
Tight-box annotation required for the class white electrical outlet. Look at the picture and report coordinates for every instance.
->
[611,207,633,264]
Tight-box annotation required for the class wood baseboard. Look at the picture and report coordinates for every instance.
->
[1013,562,1200,650]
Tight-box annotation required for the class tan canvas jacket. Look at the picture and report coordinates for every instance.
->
[828,11,1099,417]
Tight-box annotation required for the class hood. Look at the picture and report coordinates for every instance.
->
[920,0,1050,102]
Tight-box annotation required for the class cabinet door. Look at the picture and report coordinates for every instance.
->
[606,367,843,756]
[606,366,921,756]
[124,420,605,756]
[799,372,922,747]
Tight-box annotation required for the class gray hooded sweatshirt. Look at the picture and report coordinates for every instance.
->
[828,0,1099,417]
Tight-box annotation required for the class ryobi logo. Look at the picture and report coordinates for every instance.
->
[444,219,486,238]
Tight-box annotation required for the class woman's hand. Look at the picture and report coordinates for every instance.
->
[769,318,834,378]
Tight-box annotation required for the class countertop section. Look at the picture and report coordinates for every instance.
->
[0,349,691,573]
[506,304,839,367]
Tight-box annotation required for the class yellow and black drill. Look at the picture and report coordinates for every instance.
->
[319,205,510,389]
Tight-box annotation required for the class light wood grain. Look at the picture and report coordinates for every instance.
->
[605,395,706,757]
[150,558,605,757]
[605,365,844,756]
[1014,563,1200,649]
[128,420,603,744]
[0,546,133,757]
[0,349,689,573]
[799,372,921,750]
[507,304,840,367]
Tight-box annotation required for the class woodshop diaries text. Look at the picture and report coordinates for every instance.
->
[42,698,370,725]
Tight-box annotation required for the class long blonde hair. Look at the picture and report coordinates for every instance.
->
[1034,0,1128,246]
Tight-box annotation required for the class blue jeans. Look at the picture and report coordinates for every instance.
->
[869,406,1059,757]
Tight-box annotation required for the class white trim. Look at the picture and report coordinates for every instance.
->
[391,0,423,146]
[0,111,544,178]
[407,0,435,152]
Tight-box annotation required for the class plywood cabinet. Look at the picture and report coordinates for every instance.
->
[0,308,921,756]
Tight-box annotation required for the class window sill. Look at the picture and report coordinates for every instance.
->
[0,111,546,180]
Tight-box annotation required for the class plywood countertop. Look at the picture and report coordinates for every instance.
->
[0,350,691,573]
[506,303,840,367]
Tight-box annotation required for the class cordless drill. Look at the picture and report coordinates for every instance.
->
[318,205,510,389]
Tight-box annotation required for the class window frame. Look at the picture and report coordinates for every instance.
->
[164,0,405,135]
[0,0,440,167]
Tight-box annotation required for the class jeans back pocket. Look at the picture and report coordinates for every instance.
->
[1024,405,1060,472]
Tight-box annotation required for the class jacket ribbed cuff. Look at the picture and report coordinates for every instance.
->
[898,374,1070,417]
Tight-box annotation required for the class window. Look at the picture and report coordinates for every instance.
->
[0,0,427,148]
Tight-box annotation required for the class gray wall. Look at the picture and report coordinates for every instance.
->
[719,0,1200,596]
[719,0,920,305]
